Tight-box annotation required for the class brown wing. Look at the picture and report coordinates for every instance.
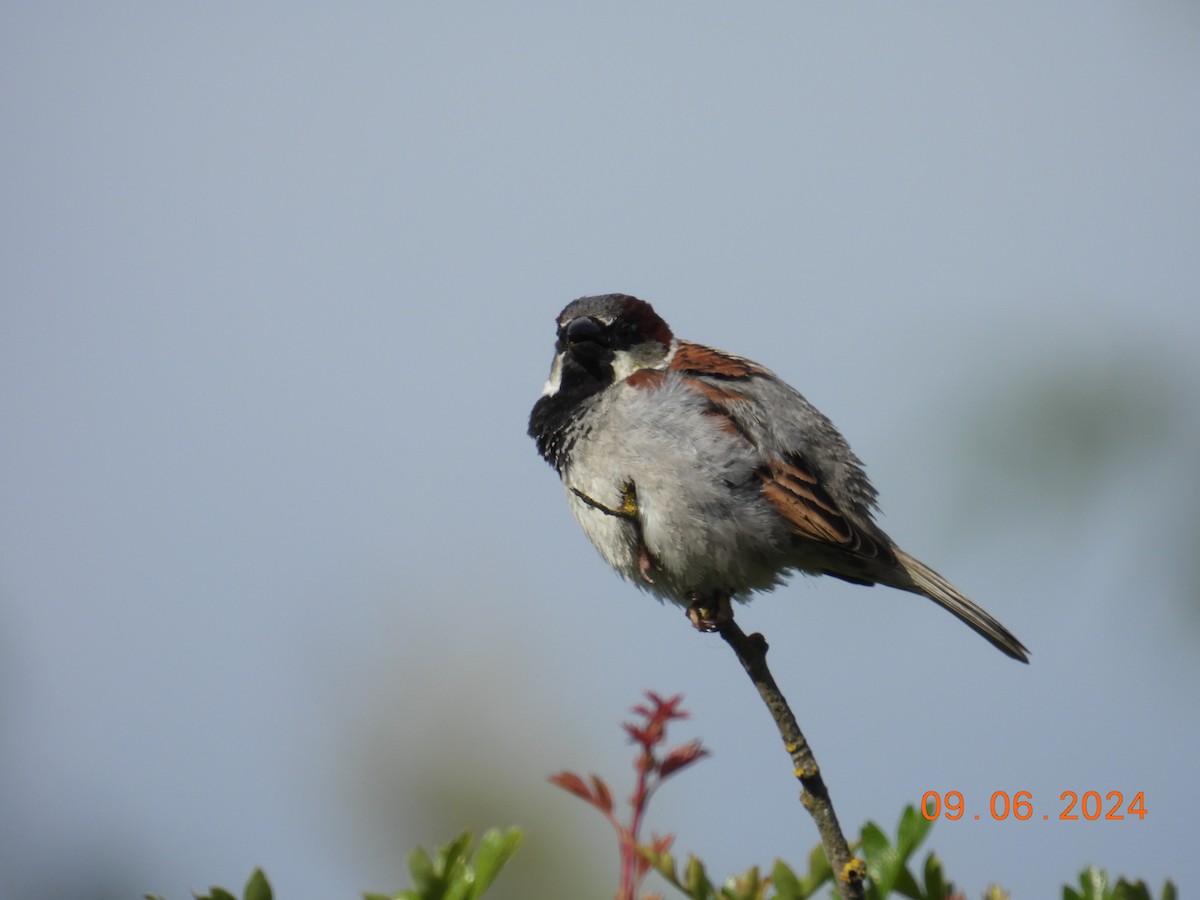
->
[758,453,896,568]
[669,341,773,379]
[665,342,896,568]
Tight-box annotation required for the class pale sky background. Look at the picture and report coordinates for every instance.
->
[2,4,1198,899]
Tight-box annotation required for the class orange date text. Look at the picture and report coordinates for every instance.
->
[920,790,1146,822]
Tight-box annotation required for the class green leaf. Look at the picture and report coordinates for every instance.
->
[406,845,437,894]
[797,843,833,896]
[1114,880,1152,900]
[443,877,471,900]
[770,859,806,900]
[243,870,272,900]
[436,832,474,877]
[470,828,523,896]
[922,852,948,900]
[1083,866,1110,900]
[1109,878,1179,900]
[890,866,922,900]
[1066,866,1109,900]
[860,822,902,899]
[858,823,888,868]
[685,854,715,899]
[894,805,933,862]
[202,890,238,900]
[722,865,760,900]
[656,850,682,884]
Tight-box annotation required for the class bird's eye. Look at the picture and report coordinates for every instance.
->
[614,318,638,341]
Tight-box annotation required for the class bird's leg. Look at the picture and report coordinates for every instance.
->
[637,543,658,584]
[686,592,733,632]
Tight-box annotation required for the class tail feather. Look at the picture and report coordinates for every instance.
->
[891,548,1029,663]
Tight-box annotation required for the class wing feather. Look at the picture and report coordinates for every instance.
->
[665,342,895,565]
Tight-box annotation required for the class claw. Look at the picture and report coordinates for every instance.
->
[685,592,733,631]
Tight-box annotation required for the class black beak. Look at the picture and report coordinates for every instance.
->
[564,316,605,346]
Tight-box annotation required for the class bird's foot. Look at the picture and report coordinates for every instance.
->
[637,543,658,584]
[686,592,733,632]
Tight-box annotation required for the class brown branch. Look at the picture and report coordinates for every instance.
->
[717,619,866,900]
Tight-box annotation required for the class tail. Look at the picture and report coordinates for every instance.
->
[891,547,1029,663]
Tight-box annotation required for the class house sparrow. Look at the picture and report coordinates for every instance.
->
[528,294,1029,662]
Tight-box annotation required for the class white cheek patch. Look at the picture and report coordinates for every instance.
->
[610,350,640,383]
[662,340,678,366]
[541,353,564,397]
[612,341,671,382]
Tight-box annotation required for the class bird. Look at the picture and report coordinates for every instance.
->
[528,294,1029,662]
